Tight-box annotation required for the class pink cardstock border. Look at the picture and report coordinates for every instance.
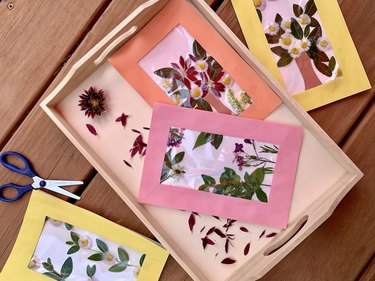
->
[138,104,304,228]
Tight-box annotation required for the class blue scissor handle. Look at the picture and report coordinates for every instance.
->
[0,183,33,202]
[0,151,36,178]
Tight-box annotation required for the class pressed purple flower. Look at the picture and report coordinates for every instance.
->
[78,87,106,118]
[167,128,185,147]
[234,143,244,153]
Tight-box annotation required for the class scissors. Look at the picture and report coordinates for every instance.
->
[0,151,82,202]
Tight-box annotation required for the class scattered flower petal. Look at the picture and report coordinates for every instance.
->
[221,257,236,264]
[266,232,277,238]
[132,129,141,134]
[188,213,196,232]
[123,160,133,168]
[86,124,97,135]
[240,227,249,233]
[214,229,226,238]
[115,113,129,127]
[259,229,266,239]
[244,242,251,256]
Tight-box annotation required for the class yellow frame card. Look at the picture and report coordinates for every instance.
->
[232,0,370,111]
[0,191,168,281]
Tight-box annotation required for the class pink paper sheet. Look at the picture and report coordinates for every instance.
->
[138,104,304,228]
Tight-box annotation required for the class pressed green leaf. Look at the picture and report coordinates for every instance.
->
[109,262,128,272]
[43,272,61,281]
[328,56,336,72]
[316,49,329,62]
[265,34,280,44]
[256,9,262,22]
[291,18,303,40]
[304,25,310,37]
[160,165,170,183]
[308,26,322,40]
[198,184,209,191]
[305,0,317,17]
[42,261,54,272]
[64,223,73,230]
[212,134,223,149]
[277,54,293,67]
[164,149,173,169]
[175,89,190,99]
[245,168,266,186]
[192,40,207,60]
[255,188,268,202]
[206,56,223,80]
[154,67,179,78]
[193,132,214,149]
[310,17,320,27]
[88,253,104,261]
[274,13,283,25]
[202,175,216,185]
[118,247,129,262]
[196,98,213,112]
[139,254,146,267]
[86,264,96,278]
[67,245,80,255]
[173,151,185,164]
[270,46,288,57]
[314,61,332,77]
[65,241,75,246]
[60,257,73,278]
[70,232,79,244]
[293,4,303,17]
[220,168,241,185]
[96,239,108,253]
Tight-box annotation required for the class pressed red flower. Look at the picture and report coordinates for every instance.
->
[129,134,147,157]
[170,56,198,89]
[115,113,129,127]
[201,68,225,97]
[78,87,106,118]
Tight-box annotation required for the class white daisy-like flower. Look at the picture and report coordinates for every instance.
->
[265,22,280,35]
[161,78,173,91]
[221,74,234,87]
[253,0,266,11]
[280,18,292,32]
[104,252,116,265]
[288,46,302,58]
[28,256,41,269]
[299,38,311,51]
[279,33,294,49]
[299,14,311,26]
[190,87,203,100]
[316,37,331,51]
[171,165,185,179]
[78,235,92,248]
[195,60,208,72]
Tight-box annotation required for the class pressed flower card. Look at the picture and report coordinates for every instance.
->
[109,0,281,120]
[138,104,304,228]
[232,0,370,110]
[0,191,168,281]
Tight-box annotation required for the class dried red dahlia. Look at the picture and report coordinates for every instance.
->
[78,87,106,118]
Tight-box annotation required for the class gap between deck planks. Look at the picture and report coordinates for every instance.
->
[0,0,374,280]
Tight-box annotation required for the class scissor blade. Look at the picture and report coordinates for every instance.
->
[44,185,81,200]
[44,180,84,187]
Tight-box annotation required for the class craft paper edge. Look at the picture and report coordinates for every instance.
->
[231,0,371,111]
[0,191,169,281]
[138,103,304,229]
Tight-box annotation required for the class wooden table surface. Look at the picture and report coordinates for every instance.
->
[0,0,374,280]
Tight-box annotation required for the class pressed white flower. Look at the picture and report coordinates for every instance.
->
[288,46,302,58]
[279,33,293,49]
[190,87,203,100]
[221,74,234,87]
[28,256,41,269]
[195,60,208,72]
[265,22,280,35]
[280,18,292,32]
[161,78,173,91]
[299,14,311,26]
[78,235,92,248]
[104,252,116,265]
[171,165,185,179]
[316,37,331,51]
[253,0,266,11]
[300,38,311,51]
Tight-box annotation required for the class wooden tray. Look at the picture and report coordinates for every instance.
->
[40,0,362,280]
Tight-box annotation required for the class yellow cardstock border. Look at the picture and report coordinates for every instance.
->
[0,191,169,281]
[232,0,371,111]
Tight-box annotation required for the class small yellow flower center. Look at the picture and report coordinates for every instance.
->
[196,61,206,71]
[253,0,262,7]
[285,21,291,29]
[336,68,343,77]
[105,254,114,262]
[301,41,309,48]
[291,47,300,55]
[222,76,233,86]
[191,88,202,98]
[80,239,89,247]
[301,17,308,25]
[320,40,328,47]
[208,80,214,88]
[89,98,100,108]
[269,25,276,32]
[162,79,172,89]
[282,37,292,46]
[172,96,181,105]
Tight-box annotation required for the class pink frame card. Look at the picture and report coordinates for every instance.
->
[138,104,304,228]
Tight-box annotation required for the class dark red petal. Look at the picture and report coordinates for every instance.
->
[212,215,220,220]
[266,232,277,238]
[86,124,97,135]
[244,242,251,256]
[188,213,195,232]
[259,230,266,239]
[184,78,191,90]
[179,56,185,68]
[214,229,226,238]
[215,71,225,81]
[171,62,180,69]
[123,160,133,168]
[200,226,206,233]
[225,239,229,253]
[132,129,141,134]
[189,54,197,62]
[240,227,249,233]
[143,127,150,130]
[206,227,216,235]
[221,258,236,264]
[206,238,215,245]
